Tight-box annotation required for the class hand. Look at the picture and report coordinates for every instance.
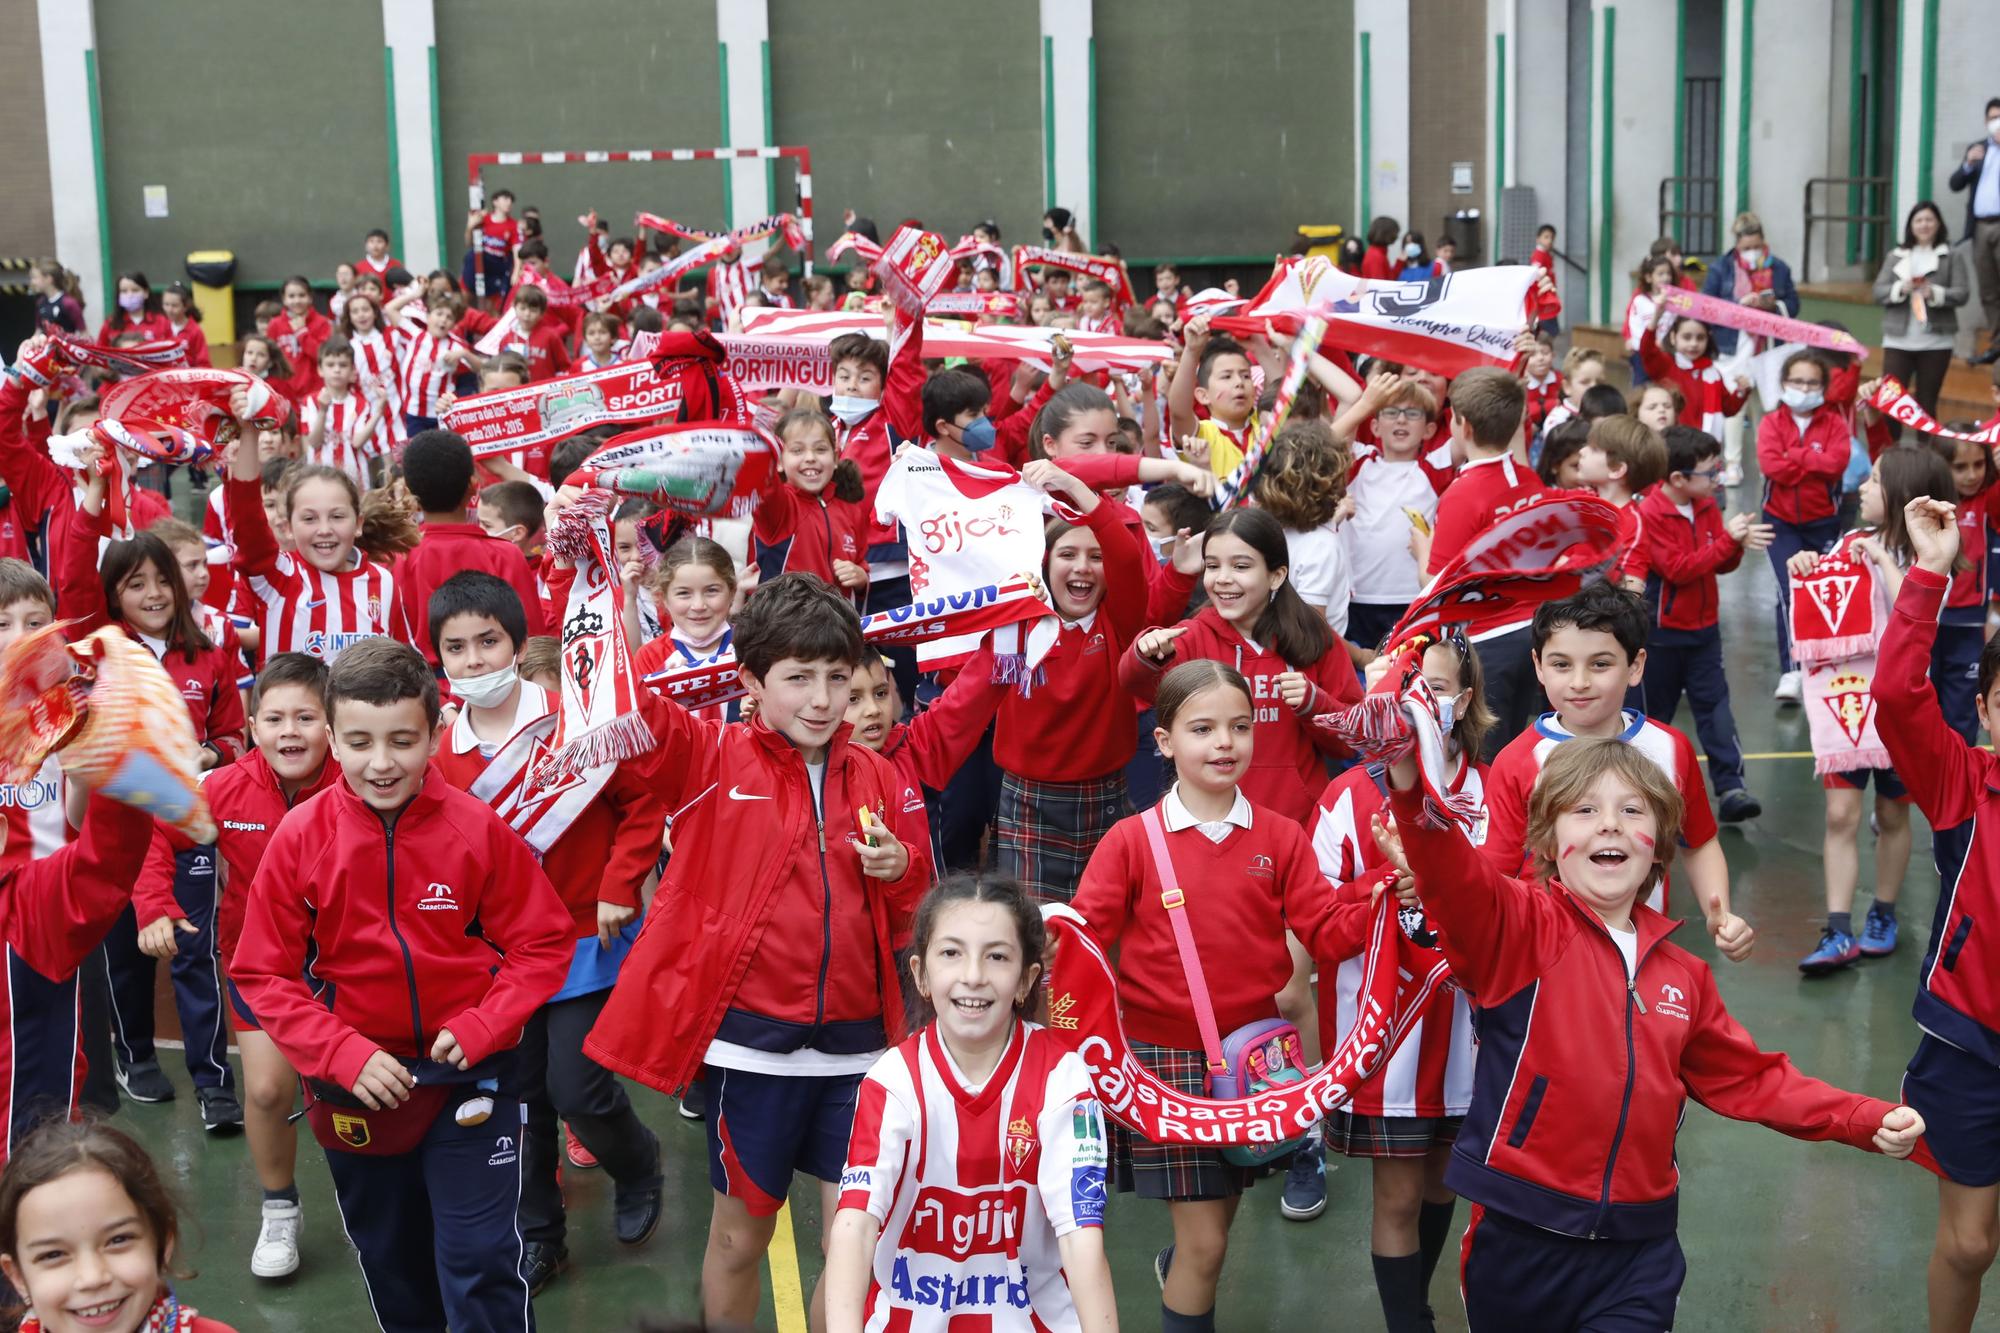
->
[317,385,336,407]
[25,388,46,419]
[1332,495,1357,528]
[436,389,457,416]
[1171,461,1217,499]
[1136,625,1187,664]
[1049,334,1074,391]
[1357,371,1398,409]
[137,915,196,959]
[1167,528,1204,576]
[467,207,486,226]
[1971,143,1988,165]
[1275,670,1312,712]
[1182,314,1212,351]
[1369,813,1411,878]
[1368,869,1421,912]
[352,1049,416,1109]
[1786,550,1821,577]
[430,1027,469,1070]
[1874,1105,1926,1158]
[1857,377,1882,403]
[1363,653,1396,689]
[596,899,637,949]
[833,558,869,590]
[1706,895,1754,962]
[1021,458,1097,512]
[1738,521,1774,552]
[1731,375,1753,393]
[1850,535,1887,569]
[854,818,909,881]
[1905,496,1961,575]
[1177,432,1211,470]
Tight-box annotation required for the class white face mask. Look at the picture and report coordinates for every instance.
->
[1781,387,1825,413]
[1148,533,1174,562]
[1738,246,1765,267]
[829,395,878,426]
[1988,117,2000,139]
[448,664,518,709]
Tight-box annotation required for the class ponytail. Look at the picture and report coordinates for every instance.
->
[1205,508,1332,668]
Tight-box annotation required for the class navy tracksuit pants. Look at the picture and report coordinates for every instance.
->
[1461,1204,1686,1331]
[1642,625,1747,794]
[103,845,232,1090]
[326,1096,535,1332]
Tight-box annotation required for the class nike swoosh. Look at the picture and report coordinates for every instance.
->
[727,786,773,801]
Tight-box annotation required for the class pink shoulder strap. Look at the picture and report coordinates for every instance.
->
[1139,805,1226,1073]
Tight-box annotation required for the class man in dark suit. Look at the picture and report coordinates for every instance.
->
[1948,96,2000,363]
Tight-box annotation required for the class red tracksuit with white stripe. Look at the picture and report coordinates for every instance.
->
[1756,405,1850,526]
[0,795,153,1164]
[1483,711,1717,913]
[1311,763,1482,1119]
[0,377,169,586]
[1396,785,1897,1244]
[223,474,410,664]
[1640,488,1743,630]
[751,482,871,593]
[838,1021,1107,1332]
[1638,327,1749,439]
[1119,606,1360,824]
[269,310,333,405]
[838,320,926,582]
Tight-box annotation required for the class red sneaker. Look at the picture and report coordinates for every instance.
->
[564,1124,599,1170]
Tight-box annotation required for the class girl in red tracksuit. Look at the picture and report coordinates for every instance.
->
[1637,314,1749,439]
[1756,349,1853,683]
[1071,659,1355,1333]
[752,409,871,599]
[95,271,173,347]
[632,536,741,725]
[1386,733,1922,1330]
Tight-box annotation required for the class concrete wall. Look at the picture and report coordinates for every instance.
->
[1409,0,1488,258]
[0,0,56,259]
[1357,1,1411,239]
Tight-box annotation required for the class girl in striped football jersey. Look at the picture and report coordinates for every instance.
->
[826,876,1116,1333]
[220,392,410,664]
[336,293,406,468]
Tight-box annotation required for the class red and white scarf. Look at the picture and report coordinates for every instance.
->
[1870,377,2000,445]
[540,491,656,778]
[1791,536,1892,774]
[1387,494,1623,650]
[468,682,614,853]
[1010,246,1136,304]
[872,226,958,318]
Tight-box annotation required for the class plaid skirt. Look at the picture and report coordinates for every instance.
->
[1109,1041,1274,1201]
[1326,1110,1464,1160]
[994,770,1129,905]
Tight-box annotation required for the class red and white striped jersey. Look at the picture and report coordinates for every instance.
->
[1311,762,1483,1119]
[0,758,66,876]
[300,391,377,488]
[706,252,762,326]
[839,1021,1105,1332]
[242,553,404,665]
[346,328,407,454]
[397,329,460,419]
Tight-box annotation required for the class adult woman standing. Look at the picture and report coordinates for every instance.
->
[1874,201,1966,436]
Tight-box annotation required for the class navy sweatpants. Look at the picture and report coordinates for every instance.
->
[1461,1204,1686,1331]
[1764,512,1843,674]
[1642,626,1746,794]
[103,846,231,1090]
[326,1097,534,1332]
[1933,620,1984,745]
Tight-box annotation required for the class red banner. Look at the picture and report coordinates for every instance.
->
[718,335,835,394]
[1010,246,1136,305]
[443,359,687,458]
[1869,376,2000,445]
[1656,287,1865,356]
[872,226,957,317]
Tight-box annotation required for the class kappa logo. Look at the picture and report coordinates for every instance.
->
[417,881,458,912]
[1655,982,1690,1022]
[1082,631,1106,656]
[1806,574,1860,629]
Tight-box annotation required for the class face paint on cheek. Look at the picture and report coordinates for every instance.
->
[1560,844,1577,861]
[1634,832,1656,850]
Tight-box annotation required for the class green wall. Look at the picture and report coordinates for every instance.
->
[95,0,390,289]
[1095,0,1355,261]
[768,0,1043,249]
[436,0,723,268]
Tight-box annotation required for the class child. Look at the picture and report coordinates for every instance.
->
[358,227,398,282]
[1630,380,1683,434]
[1641,425,1773,825]
[1578,415,1668,591]
[159,283,210,369]
[1535,416,1591,490]
[397,290,474,436]
[300,338,383,489]
[269,275,332,405]
[0,1120,240,1331]
[1427,368,1547,752]
[1311,637,1492,1330]
[464,189,522,306]
[825,877,1116,1332]
[329,264,356,323]
[394,429,546,668]
[94,271,171,346]
[1071,660,1355,1333]
[1168,318,1259,477]
[1791,447,1955,972]
[585,574,928,1331]
[251,299,281,339]
[1397,233,1433,282]
[27,259,83,336]
[1758,350,1852,703]
[236,332,290,386]
[427,572,665,1293]
[1623,255,1680,383]
[1077,278,1118,334]
[1332,375,1453,651]
[337,291,406,464]
[1253,420,1351,637]
[752,408,871,596]
[1538,346,1606,437]
[1638,312,1750,442]
[631,536,740,722]
[222,395,410,664]
[232,637,570,1331]
[1483,583,1752,955]
[1875,495,2000,1331]
[502,285,572,383]
[1937,434,2000,743]
[827,325,925,623]
[1362,217,1400,279]
[1519,331,1562,440]
[1383,734,1922,1330]
[578,311,622,371]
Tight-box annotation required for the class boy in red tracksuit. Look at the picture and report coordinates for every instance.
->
[427,571,665,1295]
[1875,499,2000,1329]
[1758,350,1853,695]
[232,638,570,1333]
[394,429,547,668]
[1640,425,1773,820]
[1384,731,1922,1330]
[501,285,572,384]
[584,573,929,1332]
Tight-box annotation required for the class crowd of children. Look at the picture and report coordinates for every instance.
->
[0,197,1997,1333]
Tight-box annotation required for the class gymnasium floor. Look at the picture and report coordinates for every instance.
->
[124,493,1970,1332]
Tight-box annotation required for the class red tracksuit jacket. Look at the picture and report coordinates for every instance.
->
[751,482,871,591]
[0,379,169,589]
[1639,488,1744,631]
[1757,406,1850,525]
[585,699,930,1096]
[394,521,548,667]
[1119,605,1359,824]
[1637,328,1749,433]
[1398,786,1897,1240]
[0,795,152,1161]
[231,768,571,1091]
[1878,568,2000,1064]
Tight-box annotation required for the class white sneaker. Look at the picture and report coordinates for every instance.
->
[251,1199,301,1279]
[1721,465,1745,487]
[1774,670,1803,703]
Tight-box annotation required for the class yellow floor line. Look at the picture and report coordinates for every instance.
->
[769,1200,808,1333]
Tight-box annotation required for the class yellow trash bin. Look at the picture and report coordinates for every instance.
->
[1295,225,1347,261]
[185,251,236,356]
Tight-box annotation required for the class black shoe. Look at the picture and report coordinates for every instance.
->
[521,1241,568,1296]
[678,1082,705,1121]
[197,1086,244,1134]
[1717,788,1762,823]
[613,1175,664,1246]
[1975,344,2000,366]
[115,1061,174,1104]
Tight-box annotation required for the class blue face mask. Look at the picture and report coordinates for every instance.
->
[958,415,998,454]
